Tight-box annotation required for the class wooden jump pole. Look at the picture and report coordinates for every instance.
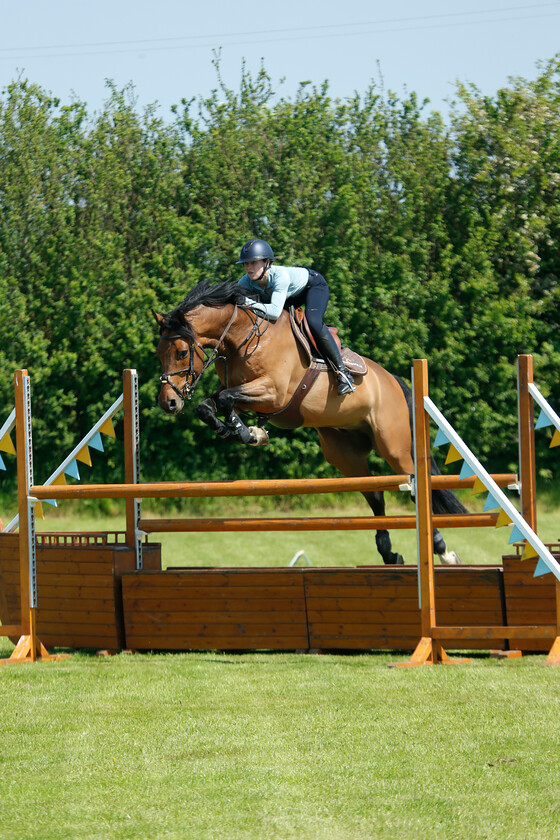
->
[136,513,500,533]
[1,370,61,665]
[518,355,560,666]
[123,369,143,569]
[393,359,465,666]
[517,355,538,531]
[29,474,517,501]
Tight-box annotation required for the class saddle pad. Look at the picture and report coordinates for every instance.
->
[340,349,368,376]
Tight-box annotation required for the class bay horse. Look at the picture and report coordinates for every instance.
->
[154,279,464,565]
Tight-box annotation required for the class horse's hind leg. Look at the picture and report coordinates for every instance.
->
[433,530,461,565]
[317,427,404,565]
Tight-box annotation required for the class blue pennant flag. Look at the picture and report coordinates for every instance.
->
[44,499,58,507]
[88,431,104,452]
[483,492,500,512]
[535,410,553,430]
[508,525,525,544]
[459,461,476,479]
[533,556,551,577]
[64,460,80,480]
[433,428,449,448]
[0,453,5,471]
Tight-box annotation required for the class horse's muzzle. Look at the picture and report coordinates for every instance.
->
[158,390,185,415]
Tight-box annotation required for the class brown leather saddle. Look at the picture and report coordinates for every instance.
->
[261,307,367,429]
[290,307,367,375]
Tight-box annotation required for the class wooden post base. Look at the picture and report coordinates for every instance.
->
[0,634,70,666]
[544,637,560,666]
[389,637,471,668]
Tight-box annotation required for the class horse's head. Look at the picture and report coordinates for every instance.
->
[153,309,204,414]
[154,279,253,414]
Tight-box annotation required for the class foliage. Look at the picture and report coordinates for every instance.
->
[1,58,560,487]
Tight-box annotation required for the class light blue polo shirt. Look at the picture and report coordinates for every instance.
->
[237,265,309,321]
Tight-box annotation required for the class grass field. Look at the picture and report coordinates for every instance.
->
[1,645,560,840]
[2,502,560,839]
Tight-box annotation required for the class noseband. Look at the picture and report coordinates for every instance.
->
[158,305,267,403]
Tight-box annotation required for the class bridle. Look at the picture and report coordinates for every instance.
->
[158,305,268,403]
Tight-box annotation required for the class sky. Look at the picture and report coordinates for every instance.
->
[1,0,559,120]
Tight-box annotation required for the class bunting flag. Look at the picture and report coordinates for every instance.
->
[521,541,539,561]
[88,431,104,452]
[99,417,116,438]
[459,461,476,479]
[0,432,15,455]
[508,525,525,544]
[426,397,560,585]
[534,556,551,577]
[37,408,119,520]
[535,410,553,430]
[433,428,449,448]
[471,476,487,496]
[64,460,80,481]
[495,509,512,528]
[75,445,92,467]
[483,492,500,512]
[445,444,463,465]
[0,453,6,471]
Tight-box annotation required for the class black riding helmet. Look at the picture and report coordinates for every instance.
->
[236,239,275,264]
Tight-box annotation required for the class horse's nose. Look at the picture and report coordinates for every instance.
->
[159,393,182,414]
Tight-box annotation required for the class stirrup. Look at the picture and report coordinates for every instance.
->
[336,369,355,396]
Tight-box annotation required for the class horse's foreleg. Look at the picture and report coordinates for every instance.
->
[196,397,235,439]
[214,389,270,446]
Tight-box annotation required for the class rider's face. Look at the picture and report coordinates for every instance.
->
[243,259,268,283]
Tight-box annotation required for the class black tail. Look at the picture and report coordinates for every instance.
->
[393,374,467,515]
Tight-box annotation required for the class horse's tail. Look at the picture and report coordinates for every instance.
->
[392,374,467,516]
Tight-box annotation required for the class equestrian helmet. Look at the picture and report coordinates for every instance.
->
[236,239,275,264]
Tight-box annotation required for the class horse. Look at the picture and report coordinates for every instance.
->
[153,279,465,565]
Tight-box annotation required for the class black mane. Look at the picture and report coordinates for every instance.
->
[160,279,249,335]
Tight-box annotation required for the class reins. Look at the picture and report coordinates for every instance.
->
[159,305,268,402]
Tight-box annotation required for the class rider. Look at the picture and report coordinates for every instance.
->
[236,238,355,396]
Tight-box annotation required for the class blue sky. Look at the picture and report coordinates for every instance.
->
[2,1,559,118]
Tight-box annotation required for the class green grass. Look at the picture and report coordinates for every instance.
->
[0,647,560,840]
[2,505,560,838]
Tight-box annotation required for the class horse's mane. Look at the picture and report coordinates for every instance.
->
[160,279,251,335]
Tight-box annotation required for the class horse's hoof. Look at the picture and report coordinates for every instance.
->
[384,553,404,565]
[248,426,269,446]
[440,550,461,565]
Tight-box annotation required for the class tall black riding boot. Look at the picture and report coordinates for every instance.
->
[314,325,355,396]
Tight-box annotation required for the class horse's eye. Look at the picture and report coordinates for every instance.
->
[177,349,189,360]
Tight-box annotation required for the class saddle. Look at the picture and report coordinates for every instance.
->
[261,308,367,429]
[289,307,367,375]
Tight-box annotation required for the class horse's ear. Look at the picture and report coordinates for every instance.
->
[152,310,165,327]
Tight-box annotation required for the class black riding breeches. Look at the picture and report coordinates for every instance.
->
[288,269,329,342]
